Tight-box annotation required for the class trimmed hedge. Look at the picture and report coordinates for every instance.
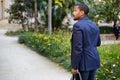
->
[5,29,25,36]
[99,27,114,34]
[5,26,114,37]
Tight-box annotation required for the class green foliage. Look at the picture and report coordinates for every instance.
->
[38,0,89,30]
[8,0,120,32]
[97,44,120,80]
[23,0,34,12]
[89,0,120,23]
[8,0,26,23]
[18,32,33,44]
[18,31,120,79]
[5,29,25,36]
[99,27,114,34]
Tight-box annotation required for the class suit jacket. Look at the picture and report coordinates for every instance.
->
[71,16,101,71]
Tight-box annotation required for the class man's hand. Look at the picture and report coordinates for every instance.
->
[72,69,78,74]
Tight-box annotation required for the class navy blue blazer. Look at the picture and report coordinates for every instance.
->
[71,16,101,71]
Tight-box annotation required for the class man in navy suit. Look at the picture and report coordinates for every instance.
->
[71,3,101,80]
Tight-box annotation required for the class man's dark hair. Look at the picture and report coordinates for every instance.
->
[76,3,89,15]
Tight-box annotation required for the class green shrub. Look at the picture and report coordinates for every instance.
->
[99,27,114,34]
[5,29,24,36]
[5,26,114,37]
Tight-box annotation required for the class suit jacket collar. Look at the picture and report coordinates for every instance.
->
[78,16,89,21]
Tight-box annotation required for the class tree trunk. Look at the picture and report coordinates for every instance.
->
[48,0,52,35]
[1,0,4,19]
[34,0,38,32]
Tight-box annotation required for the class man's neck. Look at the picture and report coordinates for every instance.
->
[79,15,86,20]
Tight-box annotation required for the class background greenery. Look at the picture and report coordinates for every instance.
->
[8,0,120,33]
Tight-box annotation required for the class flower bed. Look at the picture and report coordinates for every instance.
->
[18,32,71,70]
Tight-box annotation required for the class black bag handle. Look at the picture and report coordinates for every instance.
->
[70,72,82,80]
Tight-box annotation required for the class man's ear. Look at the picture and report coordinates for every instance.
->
[80,11,84,15]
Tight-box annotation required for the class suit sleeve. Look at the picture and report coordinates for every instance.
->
[71,24,83,69]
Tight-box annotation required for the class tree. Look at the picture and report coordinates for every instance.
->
[8,0,41,32]
[103,0,120,25]
[89,0,120,25]
[8,0,27,30]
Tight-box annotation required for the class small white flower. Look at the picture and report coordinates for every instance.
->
[113,64,116,67]
[113,76,116,79]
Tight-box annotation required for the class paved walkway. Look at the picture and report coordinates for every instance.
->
[0,29,71,80]
[0,19,22,31]
[101,34,120,45]
[101,40,120,45]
